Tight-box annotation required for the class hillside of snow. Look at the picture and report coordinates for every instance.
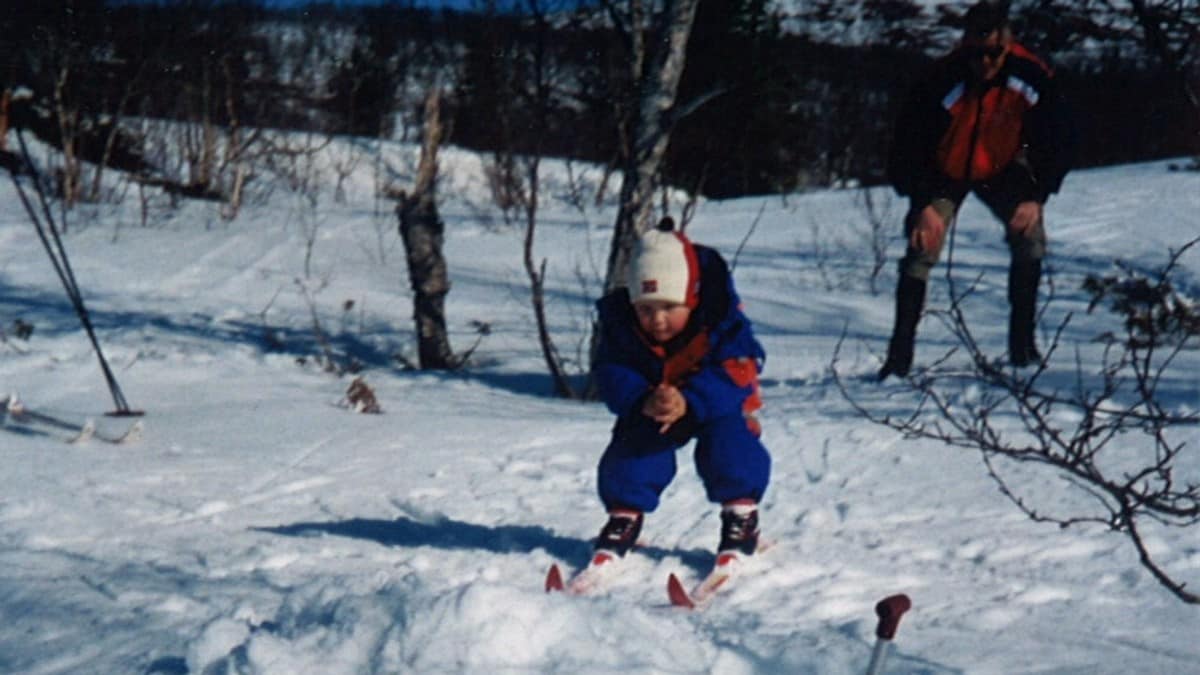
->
[1,138,1198,674]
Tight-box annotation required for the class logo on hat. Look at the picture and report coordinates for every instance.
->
[627,229,699,308]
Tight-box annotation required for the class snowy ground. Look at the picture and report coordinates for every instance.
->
[1,140,1198,674]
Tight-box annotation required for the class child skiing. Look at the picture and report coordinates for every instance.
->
[588,218,770,572]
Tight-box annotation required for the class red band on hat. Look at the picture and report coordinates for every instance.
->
[674,232,701,309]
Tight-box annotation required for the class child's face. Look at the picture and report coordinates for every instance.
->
[634,300,692,343]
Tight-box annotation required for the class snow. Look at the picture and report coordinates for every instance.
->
[1,137,1198,674]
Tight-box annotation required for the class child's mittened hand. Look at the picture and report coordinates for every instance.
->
[643,384,687,433]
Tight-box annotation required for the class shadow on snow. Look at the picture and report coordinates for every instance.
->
[257,515,713,574]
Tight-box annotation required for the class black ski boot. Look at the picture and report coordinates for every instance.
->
[594,509,643,558]
[718,501,760,556]
[879,275,927,380]
[1008,259,1043,367]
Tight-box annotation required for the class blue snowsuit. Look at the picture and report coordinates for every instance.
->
[593,244,770,513]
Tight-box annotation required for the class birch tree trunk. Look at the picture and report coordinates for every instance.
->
[583,0,699,395]
[0,88,9,152]
[53,63,81,209]
[602,0,701,295]
[398,88,455,369]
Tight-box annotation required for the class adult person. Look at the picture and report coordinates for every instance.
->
[879,1,1076,380]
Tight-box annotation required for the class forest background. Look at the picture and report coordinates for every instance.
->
[1,0,1196,209]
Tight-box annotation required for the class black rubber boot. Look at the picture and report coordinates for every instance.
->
[594,510,644,558]
[1008,258,1042,367]
[718,502,760,556]
[879,275,927,380]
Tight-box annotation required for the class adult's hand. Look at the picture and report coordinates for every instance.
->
[1009,200,1042,237]
[910,204,948,253]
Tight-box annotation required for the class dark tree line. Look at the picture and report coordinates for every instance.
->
[1,0,1195,204]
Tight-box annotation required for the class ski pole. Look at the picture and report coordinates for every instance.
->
[865,593,911,675]
[9,131,140,416]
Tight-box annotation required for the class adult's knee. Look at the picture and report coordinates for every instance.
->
[902,199,955,279]
[900,253,935,282]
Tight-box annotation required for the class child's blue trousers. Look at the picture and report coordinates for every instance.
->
[597,412,770,512]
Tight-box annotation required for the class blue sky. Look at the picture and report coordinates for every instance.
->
[259,0,516,10]
[115,0,588,14]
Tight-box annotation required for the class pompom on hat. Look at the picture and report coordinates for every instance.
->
[626,225,701,308]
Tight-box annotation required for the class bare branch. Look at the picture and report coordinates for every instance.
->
[834,240,1200,604]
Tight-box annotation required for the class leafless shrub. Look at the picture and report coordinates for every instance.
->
[833,238,1200,604]
[797,185,895,294]
[1083,244,1200,348]
[295,277,363,376]
[730,202,766,273]
[12,319,34,340]
[485,154,522,220]
[0,319,32,354]
[855,186,894,295]
[806,217,838,292]
[342,376,382,414]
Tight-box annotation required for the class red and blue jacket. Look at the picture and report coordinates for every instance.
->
[594,244,765,440]
[887,42,1076,203]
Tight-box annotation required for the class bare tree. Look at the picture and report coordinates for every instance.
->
[521,159,579,396]
[599,0,702,295]
[463,0,601,396]
[514,0,581,397]
[1113,0,1197,109]
[0,88,9,154]
[19,1,113,208]
[1040,0,1199,159]
[393,88,456,370]
[1122,0,1199,163]
[574,0,701,396]
[833,238,1200,604]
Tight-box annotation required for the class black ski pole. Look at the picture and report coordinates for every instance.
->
[9,131,140,416]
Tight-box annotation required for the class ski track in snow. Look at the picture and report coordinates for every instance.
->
[1,144,1198,674]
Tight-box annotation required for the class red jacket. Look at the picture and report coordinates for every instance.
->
[887,42,1076,202]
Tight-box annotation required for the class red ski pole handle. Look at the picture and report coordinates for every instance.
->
[874,594,912,641]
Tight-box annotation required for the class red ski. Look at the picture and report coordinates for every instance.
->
[666,550,743,610]
[545,550,625,596]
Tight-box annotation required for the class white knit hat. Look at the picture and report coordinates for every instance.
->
[627,229,700,307]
